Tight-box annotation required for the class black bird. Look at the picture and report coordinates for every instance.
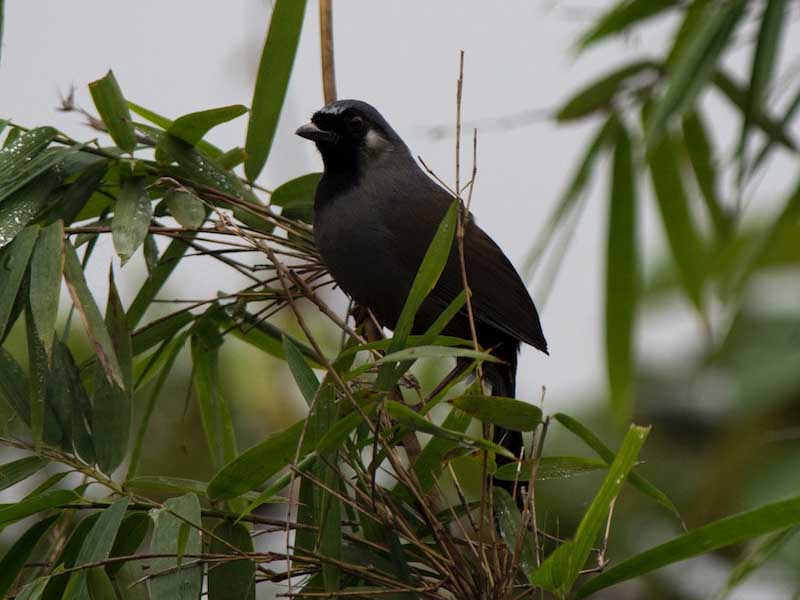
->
[296,99,547,458]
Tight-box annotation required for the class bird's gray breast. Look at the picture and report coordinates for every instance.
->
[313,183,410,326]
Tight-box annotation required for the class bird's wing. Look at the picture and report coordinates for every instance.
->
[383,177,547,353]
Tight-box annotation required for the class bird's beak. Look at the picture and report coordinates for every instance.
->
[295,122,339,143]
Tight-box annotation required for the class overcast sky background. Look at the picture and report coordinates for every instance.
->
[2,1,798,415]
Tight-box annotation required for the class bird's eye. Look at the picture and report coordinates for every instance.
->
[348,116,364,133]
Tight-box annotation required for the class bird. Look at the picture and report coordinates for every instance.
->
[295,99,547,462]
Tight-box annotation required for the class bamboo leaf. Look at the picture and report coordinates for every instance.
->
[555,413,682,521]
[556,61,660,121]
[452,395,541,431]
[165,189,205,229]
[0,347,31,424]
[532,425,649,593]
[209,521,256,600]
[0,127,58,203]
[0,226,38,339]
[0,489,79,527]
[89,70,137,153]
[29,220,63,355]
[577,496,800,598]
[270,173,320,223]
[0,172,59,248]
[0,514,61,598]
[495,456,608,481]
[112,176,151,264]
[168,104,248,146]
[579,0,678,49]
[282,335,320,406]
[0,456,47,492]
[413,407,472,492]
[646,0,747,151]
[605,121,638,417]
[244,0,308,180]
[63,241,124,388]
[150,494,202,600]
[108,513,152,575]
[129,100,223,158]
[646,124,705,310]
[493,488,538,577]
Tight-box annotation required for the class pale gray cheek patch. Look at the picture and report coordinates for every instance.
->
[365,129,388,150]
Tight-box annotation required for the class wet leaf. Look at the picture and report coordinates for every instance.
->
[89,70,137,153]
[112,176,151,264]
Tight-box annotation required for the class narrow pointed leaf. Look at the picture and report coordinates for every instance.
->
[452,395,541,431]
[0,225,38,338]
[579,0,678,49]
[129,100,223,157]
[89,70,137,153]
[165,189,205,229]
[494,488,538,576]
[647,127,705,309]
[244,0,308,180]
[168,104,247,146]
[63,241,124,388]
[282,335,320,406]
[270,173,320,223]
[112,176,151,264]
[149,494,202,600]
[0,126,58,203]
[0,489,78,527]
[605,121,638,417]
[646,0,747,151]
[208,521,256,600]
[577,496,800,598]
[0,514,60,598]
[532,425,649,593]
[0,456,47,492]
[0,172,59,248]
[29,220,64,354]
[495,456,608,481]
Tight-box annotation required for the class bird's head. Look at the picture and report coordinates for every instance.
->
[295,100,405,172]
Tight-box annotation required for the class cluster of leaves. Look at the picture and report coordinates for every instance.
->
[1,1,800,599]
[527,0,800,418]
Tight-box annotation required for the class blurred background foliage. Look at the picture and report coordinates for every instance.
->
[0,0,799,599]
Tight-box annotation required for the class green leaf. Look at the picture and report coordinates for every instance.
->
[385,400,514,458]
[131,309,194,356]
[741,0,787,148]
[244,0,308,180]
[129,100,223,158]
[716,527,798,599]
[414,407,472,492]
[452,395,542,431]
[63,241,124,388]
[62,497,130,600]
[556,61,660,121]
[158,134,244,197]
[646,124,705,310]
[92,269,132,474]
[29,220,64,355]
[645,0,747,151]
[0,456,47,492]
[605,121,638,418]
[149,494,202,600]
[554,413,682,521]
[577,495,800,598]
[0,126,58,203]
[579,0,678,49]
[0,225,38,339]
[53,340,94,464]
[282,335,320,406]
[713,70,797,153]
[682,111,731,238]
[493,488,538,576]
[532,425,649,594]
[208,418,313,501]
[108,512,152,574]
[376,200,458,390]
[168,104,248,146]
[113,562,150,600]
[223,310,321,366]
[165,189,205,229]
[378,345,499,365]
[191,324,238,469]
[112,176,151,264]
[0,347,31,423]
[0,514,60,598]
[495,456,608,481]
[89,70,137,153]
[208,521,256,600]
[125,476,208,497]
[0,171,59,248]
[218,146,247,169]
[0,489,79,528]
[26,302,50,445]
[270,173,320,223]
[86,569,116,600]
